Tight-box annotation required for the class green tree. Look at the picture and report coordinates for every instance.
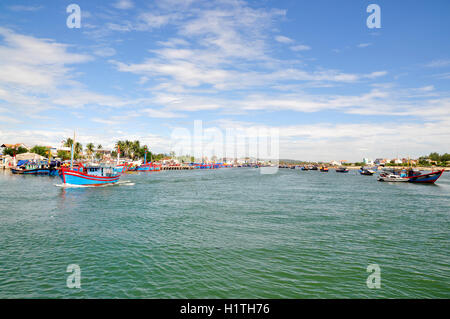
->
[440,153,450,162]
[429,152,440,162]
[57,150,71,160]
[2,146,28,157]
[30,145,50,157]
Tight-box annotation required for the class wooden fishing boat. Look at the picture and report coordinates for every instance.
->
[320,166,329,172]
[335,167,349,173]
[359,167,375,175]
[407,170,444,184]
[59,165,120,186]
[114,163,131,173]
[136,162,161,171]
[12,168,59,175]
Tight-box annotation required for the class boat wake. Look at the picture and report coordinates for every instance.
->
[54,180,135,188]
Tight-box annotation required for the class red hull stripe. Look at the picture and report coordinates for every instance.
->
[64,174,120,182]
[408,170,444,179]
[62,171,120,181]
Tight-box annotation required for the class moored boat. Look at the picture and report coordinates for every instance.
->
[320,166,329,172]
[360,167,375,175]
[377,173,409,182]
[406,170,444,184]
[335,167,349,173]
[12,168,59,175]
[114,163,131,173]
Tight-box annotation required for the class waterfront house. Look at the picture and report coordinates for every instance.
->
[1,143,29,154]
[0,155,13,168]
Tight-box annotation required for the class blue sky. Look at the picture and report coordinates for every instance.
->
[0,0,449,161]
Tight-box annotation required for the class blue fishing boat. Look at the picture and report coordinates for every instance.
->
[11,168,58,175]
[58,133,121,186]
[114,163,130,173]
[59,165,120,186]
[11,160,60,176]
[407,170,444,184]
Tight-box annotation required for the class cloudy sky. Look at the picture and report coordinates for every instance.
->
[0,0,449,161]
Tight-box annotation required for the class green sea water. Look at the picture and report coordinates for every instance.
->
[0,168,449,298]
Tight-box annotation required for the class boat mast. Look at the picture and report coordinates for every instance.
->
[144,146,147,164]
[117,144,120,165]
[70,132,75,170]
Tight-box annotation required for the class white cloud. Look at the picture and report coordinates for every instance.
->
[275,35,293,44]
[138,13,175,29]
[8,5,43,12]
[357,43,372,48]
[113,0,134,10]
[364,71,387,79]
[142,108,185,118]
[290,44,311,52]
[425,59,450,68]
[93,47,117,57]
[0,28,91,88]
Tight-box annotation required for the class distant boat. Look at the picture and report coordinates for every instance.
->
[360,167,375,175]
[12,168,59,175]
[11,159,59,176]
[301,166,309,171]
[335,167,349,173]
[320,166,329,172]
[59,164,121,186]
[378,173,409,182]
[136,162,161,171]
[310,166,318,171]
[114,163,131,173]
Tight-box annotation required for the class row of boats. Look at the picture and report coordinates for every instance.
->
[283,165,445,184]
[11,158,445,185]
[11,159,227,186]
[11,161,157,186]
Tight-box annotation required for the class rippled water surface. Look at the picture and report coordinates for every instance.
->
[0,168,449,298]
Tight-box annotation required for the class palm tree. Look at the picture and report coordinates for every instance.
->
[132,140,140,160]
[86,143,95,160]
[63,138,73,148]
[74,142,83,159]
[125,140,133,158]
[97,144,102,150]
